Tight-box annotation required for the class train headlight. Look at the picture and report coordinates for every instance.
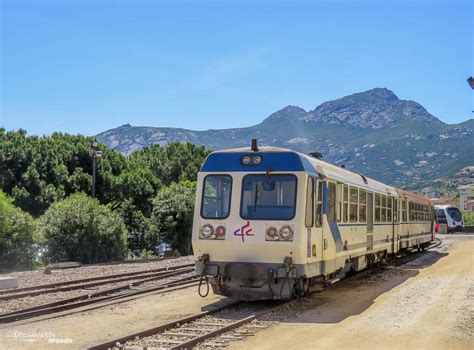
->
[241,156,251,165]
[266,226,278,240]
[279,225,294,240]
[200,224,214,239]
[253,155,262,164]
[215,225,226,239]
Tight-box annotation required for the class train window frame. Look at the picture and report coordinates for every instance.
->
[375,193,381,223]
[336,183,343,222]
[201,174,233,220]
[343,185,349,223]
[239,173,298,221]
[315,179,323,227]
[381,195,387,222]
[305,177,314,227]
[349,186,358,222]
[387,197,392,222]
[327,181,337,222]
[402,200,407,222]
[359,189,367,222]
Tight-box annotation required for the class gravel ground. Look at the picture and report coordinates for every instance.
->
[0,235,471,350]
[2,256,194,288]
[0,264,196,314]
[230,234,473,350]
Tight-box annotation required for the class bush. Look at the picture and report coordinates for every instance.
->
[0,191,36,271]
[116,199,157,256]
[152,181,196,256]
[38,193,128,263]
[462,211,474,225]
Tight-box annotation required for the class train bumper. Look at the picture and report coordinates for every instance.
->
[196,261,298,301]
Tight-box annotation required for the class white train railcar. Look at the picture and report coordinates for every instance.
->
[192,141,434,300]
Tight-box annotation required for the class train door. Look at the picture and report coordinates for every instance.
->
[367,192,374,250]
[304,176,315,259]
[314,179,324,270]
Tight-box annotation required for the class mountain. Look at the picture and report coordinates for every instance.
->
[96,88,474,192]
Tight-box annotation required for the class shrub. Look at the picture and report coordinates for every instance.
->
[152,181,196,256]
[0,191,36,271]
[462,211,474,225]
[38,193,128,263]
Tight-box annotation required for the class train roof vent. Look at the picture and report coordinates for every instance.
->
[309,151,323,159]
[359,174,368,184]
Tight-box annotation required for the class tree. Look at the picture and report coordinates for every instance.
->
[38,193,128,263]
[116,199,157,255]
[130,142,210,185]
[152,181,196,256]
[0,191,36,271]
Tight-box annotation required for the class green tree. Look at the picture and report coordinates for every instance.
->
[0,191,36,271]
[152,181,196,256]
[130,142,210,185]
[38,193,128,263]
[116,199,157,255]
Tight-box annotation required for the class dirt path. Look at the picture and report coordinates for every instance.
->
[231,235,473,350]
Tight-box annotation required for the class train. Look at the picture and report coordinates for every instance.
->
[192,140,434,300]
[434,205,464,233]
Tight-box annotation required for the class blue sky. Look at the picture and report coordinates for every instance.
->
[1,0,472,136]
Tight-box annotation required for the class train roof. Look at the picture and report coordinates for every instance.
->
[204,146,430,202]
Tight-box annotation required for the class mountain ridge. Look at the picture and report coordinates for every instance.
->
[96,88,473,192]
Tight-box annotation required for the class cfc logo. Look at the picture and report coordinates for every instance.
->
[234,221,254,242]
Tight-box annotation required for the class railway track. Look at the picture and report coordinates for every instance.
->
[87,243,444,350]
[87,300,287,350]
[0,263,195,300]
[0,264,198,324]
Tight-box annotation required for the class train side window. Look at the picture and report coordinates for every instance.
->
[359,190,367,222]
[387,197,392,222]
[305,177,314,227]
[349,187,358,222]
[375,193,381,222]
[409,202,413,221]
[315,179,323,227]
[336,183,343,222]
[402,200,407,222]
[343,185,349,222]
[328,182,336,222]
[381,195,387,222]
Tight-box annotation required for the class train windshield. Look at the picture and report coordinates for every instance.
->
[241,174,297,220]
[446,207,462,222]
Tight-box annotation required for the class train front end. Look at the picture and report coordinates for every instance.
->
[192,145,313,300]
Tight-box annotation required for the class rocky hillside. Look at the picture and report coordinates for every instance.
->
[96,88,474,188]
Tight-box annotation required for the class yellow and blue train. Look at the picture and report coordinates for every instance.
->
[192,140,434,300]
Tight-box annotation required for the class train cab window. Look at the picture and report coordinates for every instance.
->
[402,200,407,222]
[201,175,232,219]
[305,177,314,227]
[387,197,392,222]
[240,174,297,220]
[315,179,323,227]
[327,182,336,222]
[375,193,381,222]
[349,187,358,222]
[435,209,447,224]
[359,190,367,222]
[343,185,349,222]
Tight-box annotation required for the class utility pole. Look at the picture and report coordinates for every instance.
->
[89,141,102,198]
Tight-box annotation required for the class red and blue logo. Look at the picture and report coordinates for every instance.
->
[234,221,254,242]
